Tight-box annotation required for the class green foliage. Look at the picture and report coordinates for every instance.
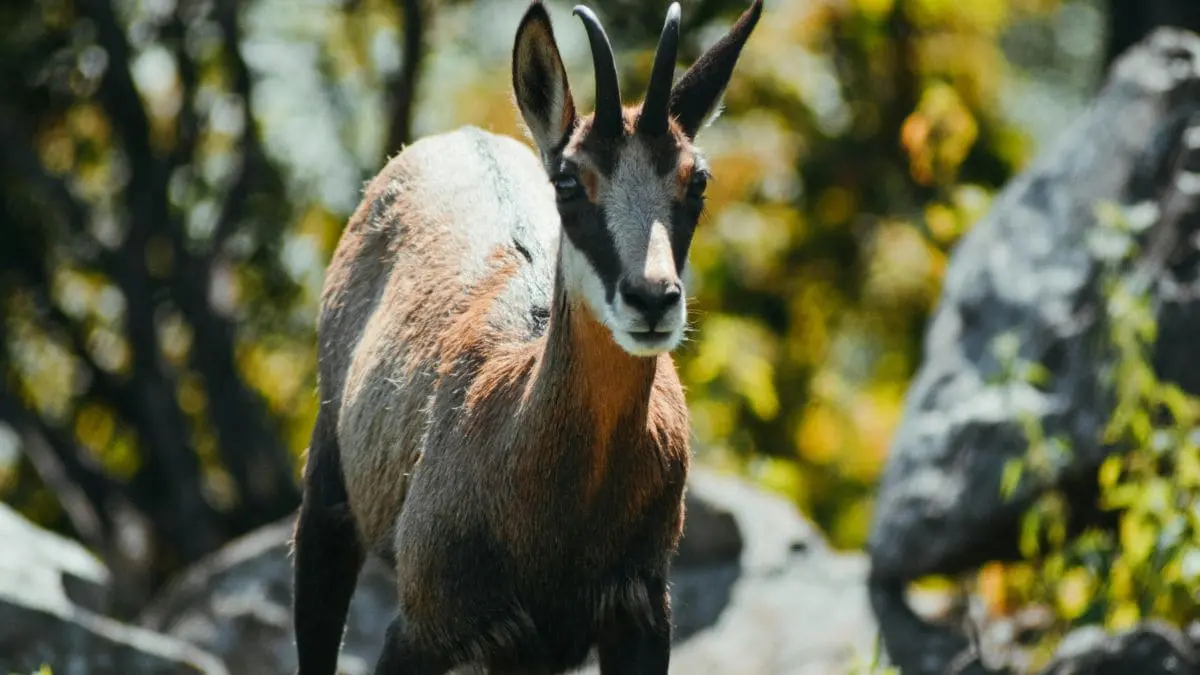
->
[989,201,1200,668]
[656,0,1097,548]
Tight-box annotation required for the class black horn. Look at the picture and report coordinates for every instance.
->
[638,2,681,138]
[573,5,623,138]
[669,0,763,138]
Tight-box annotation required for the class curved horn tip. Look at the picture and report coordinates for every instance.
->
[637,0,683,138]
[573,1,624,136]
[666,2,682,23]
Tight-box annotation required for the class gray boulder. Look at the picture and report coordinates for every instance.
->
[867,27,1200,674]
[0,502,227,675]
[140,468,877,675]
[1038,621,1199,675]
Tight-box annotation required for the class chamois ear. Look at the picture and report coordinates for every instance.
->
[513,1,577,158]
[668,0,763,138]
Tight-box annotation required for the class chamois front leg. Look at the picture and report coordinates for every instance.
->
[373,610,455,675]
[293,411,366,675]
[596,575,672,675]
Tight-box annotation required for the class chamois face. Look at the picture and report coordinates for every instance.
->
[512,0,763,357]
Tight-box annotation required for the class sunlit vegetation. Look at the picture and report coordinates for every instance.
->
[975,202,1200,669]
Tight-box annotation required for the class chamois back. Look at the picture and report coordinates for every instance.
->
[317,126,559,550]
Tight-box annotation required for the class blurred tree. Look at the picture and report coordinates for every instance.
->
[0,0,428,609]
[657,0,1078,547]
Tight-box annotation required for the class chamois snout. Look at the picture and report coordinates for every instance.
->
[609,219,687,356]
[619,275,682,328]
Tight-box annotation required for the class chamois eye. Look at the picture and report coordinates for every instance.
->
[687,171,709,200]
[552,174,584,202]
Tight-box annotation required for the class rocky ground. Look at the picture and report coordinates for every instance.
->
[1,468,878,675]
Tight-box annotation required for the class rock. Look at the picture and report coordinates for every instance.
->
[865,28,1200,675]
[941,621,1200,675]
[140,515,395,675]
[0,502,228,675]
[1039,621,1199,675]
[0,501,111,614]
[140,468,877,675]
[615,471,877,675]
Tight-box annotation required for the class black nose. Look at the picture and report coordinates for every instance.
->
[619,277,682,329]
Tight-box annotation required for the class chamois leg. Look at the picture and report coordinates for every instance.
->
[294,411,366,675]
[373,612,453,675]
[596,576,672,675]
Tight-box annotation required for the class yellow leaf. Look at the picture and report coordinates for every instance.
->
[1119,515,1155,565]
[977,562,1012,616]
[1000,459,1023,500]
[1054,568,1095,620]
[795,401,845,466]
[1107,601,1141,631]
[1098,456,1123,490]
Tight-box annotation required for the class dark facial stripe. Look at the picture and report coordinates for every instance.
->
[650,133,683,177]
[561,200,699,301]
[670,201,700,274]
[560,203,623,302]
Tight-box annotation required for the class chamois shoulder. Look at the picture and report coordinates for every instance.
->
[377,125,553,209]
[317,126,561,408]
[363,126,559,259]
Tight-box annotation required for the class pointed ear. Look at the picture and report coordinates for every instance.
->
[668,0,763,138]
[513,1,577,157]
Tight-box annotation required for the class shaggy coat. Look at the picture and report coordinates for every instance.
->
[291,2,762,674]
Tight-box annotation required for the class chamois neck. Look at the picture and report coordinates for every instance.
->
[531,271,664,430]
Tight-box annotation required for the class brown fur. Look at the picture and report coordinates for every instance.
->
[319,121,691,619]
[296,1,762,670]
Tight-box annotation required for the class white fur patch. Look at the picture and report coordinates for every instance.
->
[560,235,612,329]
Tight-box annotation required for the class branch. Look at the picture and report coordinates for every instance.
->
[385,0,428,154]
[78,0,172,239]
[169,254,301,527]
[0,105,121,274]
[0,169,222,565]
[0,396,114,550]
[0,241,135,423]
[165,8,201,172]
[162,0,301,528]
[0,313,117,551]
[208,0,278,252]
[6,2,229,567]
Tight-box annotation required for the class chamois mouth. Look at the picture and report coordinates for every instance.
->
[619,328,680,356]
[628,330,670,342]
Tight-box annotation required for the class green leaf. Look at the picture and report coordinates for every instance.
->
[1000,458,1024,500]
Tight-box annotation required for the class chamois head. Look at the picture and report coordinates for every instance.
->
[512,0,762,356]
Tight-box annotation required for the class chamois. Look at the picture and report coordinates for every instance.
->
[291,1,762,673]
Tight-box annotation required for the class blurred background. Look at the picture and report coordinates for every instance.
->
[0,0,1174,615]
